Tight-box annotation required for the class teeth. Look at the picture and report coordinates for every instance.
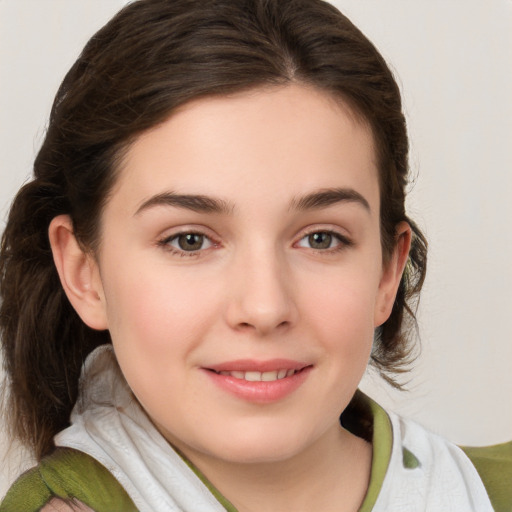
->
[216,369,297,381]
[261,371,278,381]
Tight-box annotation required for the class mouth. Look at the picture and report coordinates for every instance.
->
[208,367,307,382]
[203,361,313,403]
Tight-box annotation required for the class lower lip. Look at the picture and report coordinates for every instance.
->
[203,366,312,403]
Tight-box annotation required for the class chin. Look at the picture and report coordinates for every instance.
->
[197,419,319,465]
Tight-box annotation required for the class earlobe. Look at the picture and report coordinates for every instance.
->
[48,215,108,330]
[374,221,412,327]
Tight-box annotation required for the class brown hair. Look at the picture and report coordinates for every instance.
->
[0,0,427,460]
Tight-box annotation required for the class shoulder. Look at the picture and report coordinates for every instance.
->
[0,448,137,512]
[384,413,505,510]
[461,441,512,512]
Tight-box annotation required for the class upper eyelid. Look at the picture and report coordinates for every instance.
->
[158,225,219,240]
[295,224,351,240]
[163,229,211,239]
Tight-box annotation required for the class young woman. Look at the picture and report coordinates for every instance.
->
[0,0,510,511]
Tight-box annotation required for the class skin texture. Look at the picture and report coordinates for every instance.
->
[50,84,410,512]
[40,499,93,511]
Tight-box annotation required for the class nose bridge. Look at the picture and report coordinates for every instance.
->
[225,239,296,335]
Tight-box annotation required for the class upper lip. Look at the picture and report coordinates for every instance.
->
[205,359,310,373]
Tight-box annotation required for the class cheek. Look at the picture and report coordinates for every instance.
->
[101,257,222,375]
[302,267,380,334]
[101,261,224,418]
[298,264,380,379]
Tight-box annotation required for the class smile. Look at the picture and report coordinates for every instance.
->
[214,369,298,381]
[204,363,312,403]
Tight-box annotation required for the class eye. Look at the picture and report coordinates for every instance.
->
[296,231,349,250]
[162,232,214,253]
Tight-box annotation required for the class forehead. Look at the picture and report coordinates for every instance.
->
[114,84,379,213]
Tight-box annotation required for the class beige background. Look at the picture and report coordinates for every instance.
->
[1,0,511,497]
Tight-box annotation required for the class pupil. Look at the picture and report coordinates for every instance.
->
[178,234,203,251]
[309,232,331,249]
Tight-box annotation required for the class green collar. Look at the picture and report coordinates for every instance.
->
[181,390,393,512]
[354,392,393,512]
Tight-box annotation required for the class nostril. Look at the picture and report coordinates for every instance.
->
[237,320,289,332]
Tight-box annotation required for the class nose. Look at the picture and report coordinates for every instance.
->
[224,246,298,336]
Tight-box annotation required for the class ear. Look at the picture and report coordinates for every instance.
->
[374,221,412,327]
[48,215,108,330]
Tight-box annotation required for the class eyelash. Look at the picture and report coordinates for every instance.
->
[295,229,353,253]
[157,229,353,257]
[157,231,218,257]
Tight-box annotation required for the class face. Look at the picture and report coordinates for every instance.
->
[73,85,405,466]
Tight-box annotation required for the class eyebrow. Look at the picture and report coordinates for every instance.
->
[134,192,234,216]
[289,188,371,213]
[134,187,370,217]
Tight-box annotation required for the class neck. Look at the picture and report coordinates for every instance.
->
[177,423,372,512]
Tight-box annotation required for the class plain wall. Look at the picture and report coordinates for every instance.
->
[1,0,511,496]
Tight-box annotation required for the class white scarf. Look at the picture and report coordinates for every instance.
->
[372,412,494,511]
[55,345,494,512]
